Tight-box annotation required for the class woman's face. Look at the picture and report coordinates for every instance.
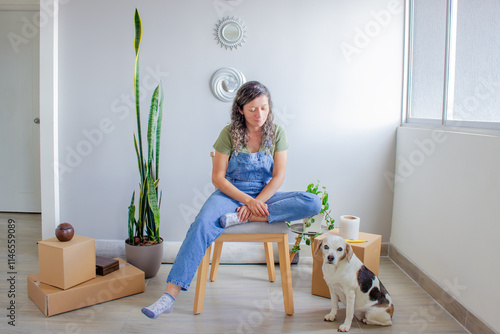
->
[239,95,269,129]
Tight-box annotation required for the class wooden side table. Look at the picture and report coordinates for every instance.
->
[311,228,382,298]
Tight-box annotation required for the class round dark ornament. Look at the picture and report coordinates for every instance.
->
[55,222,74,242]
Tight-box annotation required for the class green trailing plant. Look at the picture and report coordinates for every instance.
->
[127,9,164,246]
[288,180,334,253]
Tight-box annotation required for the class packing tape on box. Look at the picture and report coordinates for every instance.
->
[339,215,360,240]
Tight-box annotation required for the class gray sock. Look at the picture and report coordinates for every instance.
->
[219,212,250,228]
[141,292,175,319]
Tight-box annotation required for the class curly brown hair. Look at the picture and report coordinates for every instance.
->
[230,81,275,151]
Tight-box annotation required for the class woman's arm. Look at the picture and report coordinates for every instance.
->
[211,150,254,205]
[256,150,287,203]
[239,150,287,220]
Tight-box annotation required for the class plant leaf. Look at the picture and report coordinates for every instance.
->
[147,175,161,243]
[155,82,164,181]
[147,85,160,165]
[128,192,136,244]
[134,9,142,56]
[137,174,148,239]
[134,9,144,178]
[133,134,143,178]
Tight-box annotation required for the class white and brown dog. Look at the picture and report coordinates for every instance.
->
[315,234,394,332]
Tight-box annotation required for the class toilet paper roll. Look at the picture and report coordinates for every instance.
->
[339,215,360,240]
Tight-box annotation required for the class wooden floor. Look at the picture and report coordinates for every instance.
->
[1,213,470,334]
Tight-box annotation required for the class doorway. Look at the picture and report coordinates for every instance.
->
[0,8,41,212]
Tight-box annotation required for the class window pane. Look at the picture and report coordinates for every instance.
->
[408,0,448,120]
[451,0,500,122]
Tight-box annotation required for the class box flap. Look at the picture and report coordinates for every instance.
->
[27,274,49,316]
[38,235,94,249]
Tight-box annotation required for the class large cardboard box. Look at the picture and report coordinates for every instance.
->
[311,229,381,298]
[28,258,145,317]
[38,235,96,289]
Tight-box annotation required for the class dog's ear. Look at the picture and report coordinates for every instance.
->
[346,243,354,263]
[313,238,323,259]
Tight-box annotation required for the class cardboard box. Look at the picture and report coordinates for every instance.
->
[38,235,96,289]
[311,228,382,298]
[28,258,145,317]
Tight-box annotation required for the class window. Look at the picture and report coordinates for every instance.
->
[405,0,500,130]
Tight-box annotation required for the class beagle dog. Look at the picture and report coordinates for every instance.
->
[314,234,394,332]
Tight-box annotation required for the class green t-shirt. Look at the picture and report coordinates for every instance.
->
[213,123,289,156]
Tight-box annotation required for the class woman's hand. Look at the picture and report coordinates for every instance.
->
[236,205,252,222]
[237,199,269,222]
[247,199,270,217]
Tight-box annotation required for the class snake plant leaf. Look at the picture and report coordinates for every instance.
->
[137,175,148,237]
[147,175,161,243]
[134,9,142,56]
[147,85,160,165]
[128,192,136,244]
[155,83,164,181]
[134,9,144,176]
[133,134,143,178]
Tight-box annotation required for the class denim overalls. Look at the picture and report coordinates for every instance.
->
[167,150,321,291]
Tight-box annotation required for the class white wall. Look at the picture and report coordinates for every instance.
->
[56,0,403,246]
[391,126,500,333]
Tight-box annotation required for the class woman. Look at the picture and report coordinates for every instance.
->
[142,81,321,319]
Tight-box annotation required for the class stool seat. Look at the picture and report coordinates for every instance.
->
[222,221,289,234]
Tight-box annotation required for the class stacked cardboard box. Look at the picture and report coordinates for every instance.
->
[38,235,96,289]
[28,235,145,316]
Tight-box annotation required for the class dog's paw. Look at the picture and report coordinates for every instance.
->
[324,311,337,322]
[337,323,351,332]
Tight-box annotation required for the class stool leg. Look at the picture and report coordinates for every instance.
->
[193,244,212,315]
[277,235,294,315]
[264,242,276,282]
[210,241,223,281]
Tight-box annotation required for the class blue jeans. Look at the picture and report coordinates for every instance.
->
[166,182,321,291]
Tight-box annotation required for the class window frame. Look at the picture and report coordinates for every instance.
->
[403,0,500,132]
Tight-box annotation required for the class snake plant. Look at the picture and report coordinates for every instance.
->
[127,9,164,245]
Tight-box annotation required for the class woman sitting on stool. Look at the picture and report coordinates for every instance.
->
[142,81,321,319]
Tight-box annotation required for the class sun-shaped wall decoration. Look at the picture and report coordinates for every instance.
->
[214,16,247,51]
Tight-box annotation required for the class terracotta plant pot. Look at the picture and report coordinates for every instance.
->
[125,238,164,278]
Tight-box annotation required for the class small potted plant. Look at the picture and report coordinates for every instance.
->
[288,181,334,256]
[125,9,165,279]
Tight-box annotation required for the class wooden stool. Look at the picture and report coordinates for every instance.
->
[193,221,293,315]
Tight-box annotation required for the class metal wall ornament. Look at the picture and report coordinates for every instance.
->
[214,17,247,50]
[211,67,246,102]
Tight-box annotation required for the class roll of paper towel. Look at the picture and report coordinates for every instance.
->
[339,215,360,240]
